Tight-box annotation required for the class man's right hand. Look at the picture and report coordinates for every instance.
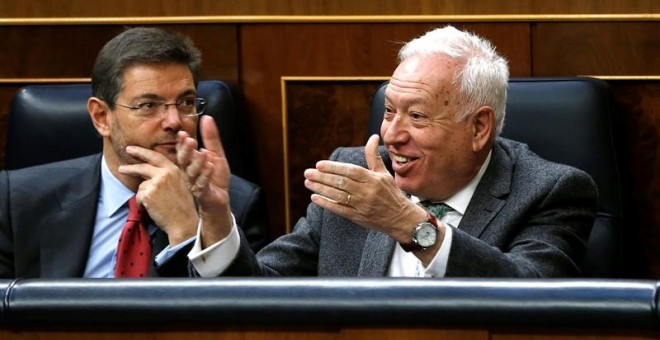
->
[176,115,233,248]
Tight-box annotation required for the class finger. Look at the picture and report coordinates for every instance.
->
[196,148,231,192]
[191,162,213,196]
[199,116,227,161]
[310,193,354,213]
[126,145,171,167]
[311,192,341,205]
[176,131,198,168]
[304,168,349,190]
[118,162,158,180]
[304,178,351,204]
[186,149,207,181]
[365,134,387,173]
[314,160,368,182]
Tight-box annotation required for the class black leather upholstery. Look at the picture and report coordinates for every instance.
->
[4,80,268,251]
[2,278,658,329]
[6,80,251,179]
[369,78,623,278]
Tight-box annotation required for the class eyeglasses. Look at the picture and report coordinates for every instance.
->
[114,98,207,118]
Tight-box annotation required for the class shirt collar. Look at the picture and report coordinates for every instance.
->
[100,156,136,218]
[412,150,492,215]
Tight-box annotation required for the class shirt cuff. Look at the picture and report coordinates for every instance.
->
[154,236,195,266]
[424,222,453,278]
[188,214,240,277]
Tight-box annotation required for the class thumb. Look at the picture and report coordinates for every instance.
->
[199,116,227,160]
[365,134,387,173]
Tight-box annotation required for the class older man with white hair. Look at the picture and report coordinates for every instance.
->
[181,25,598,278]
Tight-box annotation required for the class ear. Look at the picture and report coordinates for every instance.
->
[471,106,494,152]
[88,97,111,137]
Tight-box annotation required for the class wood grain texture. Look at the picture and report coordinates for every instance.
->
[492,330,660,340]
[0,25,239,83]
[0,86,21,169]
[532,22,659,76]
[285,81,379,228]
[0,0,657,17]
[610,81,660,278]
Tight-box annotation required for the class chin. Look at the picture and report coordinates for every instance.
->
[394,177,421,197]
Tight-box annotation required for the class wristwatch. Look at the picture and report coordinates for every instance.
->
[399,210,439,252]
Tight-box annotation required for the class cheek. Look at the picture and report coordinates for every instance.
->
[174,116,197,136]
[184,119,199,137]
[418,129,459,168]
[380,120,389,137]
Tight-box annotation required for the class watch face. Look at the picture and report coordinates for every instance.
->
[415,223,437,248]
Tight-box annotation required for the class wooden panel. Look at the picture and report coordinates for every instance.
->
[284,80,381,229]
[532,22,660,76]
[0,0,657,17]
[239,23,531,234]
[0,26,112,78]
[492,330,660,339]
[0,330,338,340]
[341,328,488,339]
[0,86,21,169]
[609,81,660,278]
[0,24,239,82]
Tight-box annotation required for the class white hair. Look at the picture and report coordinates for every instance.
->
[399,25,509,136]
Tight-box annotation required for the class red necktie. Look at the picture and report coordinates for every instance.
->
[115,196,152,278]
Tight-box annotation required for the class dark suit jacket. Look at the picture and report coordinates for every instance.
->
[0,153,267,278]
[227,138,597,277]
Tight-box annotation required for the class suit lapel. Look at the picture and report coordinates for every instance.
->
[459,142,512,238]
[40,157,101,278]
[358,230,395,276]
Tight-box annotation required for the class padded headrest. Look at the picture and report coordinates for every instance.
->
[5,80,250,178]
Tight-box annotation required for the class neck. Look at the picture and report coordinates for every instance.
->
[103,146,141,193]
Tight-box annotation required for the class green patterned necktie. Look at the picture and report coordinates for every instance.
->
[418,201,452,219]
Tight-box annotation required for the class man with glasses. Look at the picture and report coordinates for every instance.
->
[0,27,240,278]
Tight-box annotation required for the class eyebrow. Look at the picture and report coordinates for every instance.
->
[132,89,197,102]
[384,94,427,107]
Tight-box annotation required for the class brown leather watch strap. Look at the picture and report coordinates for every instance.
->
[399,210,438,252]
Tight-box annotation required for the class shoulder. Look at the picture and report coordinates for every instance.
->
[495,138,596,191]
[2,154,101,186]
[228,174,262,210]
[329,146,366,164]
[229,174,260,192]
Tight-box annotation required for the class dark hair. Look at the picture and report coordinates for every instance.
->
[91,27,202,108]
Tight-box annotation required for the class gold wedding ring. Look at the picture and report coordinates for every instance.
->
[344,194,352,205]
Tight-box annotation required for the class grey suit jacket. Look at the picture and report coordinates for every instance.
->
[0,154,191,278]
[227,138,597,277]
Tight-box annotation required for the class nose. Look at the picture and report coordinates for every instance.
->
[161,104,183,131]
[381,113,409,145]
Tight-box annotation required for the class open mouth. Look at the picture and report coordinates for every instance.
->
[393,154,411,165]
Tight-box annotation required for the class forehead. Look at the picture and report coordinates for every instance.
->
[119,63,195,97]
[386,55,459,104]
